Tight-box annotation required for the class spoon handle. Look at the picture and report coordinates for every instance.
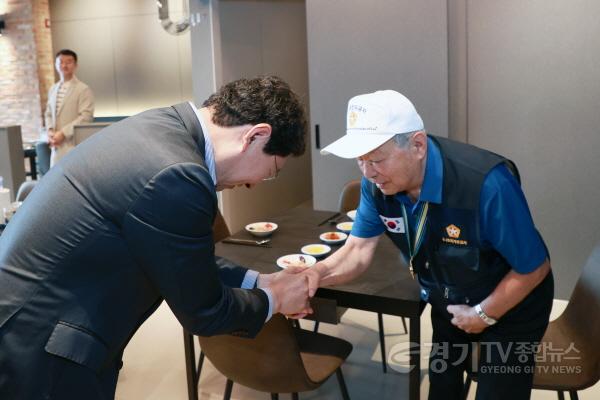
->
[222,238,271,247]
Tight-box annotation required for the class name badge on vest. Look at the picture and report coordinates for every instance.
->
[379,215,405,233]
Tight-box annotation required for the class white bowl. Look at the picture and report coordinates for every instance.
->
[336,221,353,233]
[346,209,357,220]
[245,222,278,237]
[276,254,317,269]
[301,244,331,258]
[319,231,348,245]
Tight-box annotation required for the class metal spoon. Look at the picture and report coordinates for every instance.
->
[222,238,271,247]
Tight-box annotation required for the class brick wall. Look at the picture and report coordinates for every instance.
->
[33,0,54,114]
[0,0,54,143]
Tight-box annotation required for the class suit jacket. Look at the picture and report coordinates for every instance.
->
[44,76,95,166]
[0,103,269,399]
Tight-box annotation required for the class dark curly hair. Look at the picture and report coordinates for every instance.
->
[203,76,307,157]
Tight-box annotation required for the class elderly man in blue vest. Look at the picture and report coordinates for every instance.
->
[308,90,553,400]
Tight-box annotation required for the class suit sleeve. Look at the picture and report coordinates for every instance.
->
[121,163,269,337]
[62,86,95,139]
[215,256,251,287]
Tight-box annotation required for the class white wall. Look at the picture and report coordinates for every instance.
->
[449,0,600,299]
[189,0,312,233]
[306,0,449,211]
[50,0,193,117]
[217,0,311,233]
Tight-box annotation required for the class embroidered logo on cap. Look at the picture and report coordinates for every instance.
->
[348,111,358,127]
[379,215,405,233]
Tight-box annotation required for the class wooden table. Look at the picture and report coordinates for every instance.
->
[206,207,424,400]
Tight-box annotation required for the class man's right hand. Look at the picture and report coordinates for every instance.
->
[47,129,56,147]
[302,263,323,297]
[267,271,312,316]
[51,130,66,146]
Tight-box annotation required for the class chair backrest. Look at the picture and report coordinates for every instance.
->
[34,141,51,177]
[338,179,361,212]
[0,126,26,196]
[16,181,37,202]
[73,122,110,145]
[557,244,600,371]
[93,116,127,123]
[198,315,313,393]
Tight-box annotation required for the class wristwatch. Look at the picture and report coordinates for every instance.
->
[475,303,497,326]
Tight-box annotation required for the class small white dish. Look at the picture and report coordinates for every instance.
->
[319,231,348,245]
[301,244,331,258]
[346,209,357,220]
[245,222,278,237]
[276,254,317,269]
[336,221,353,233]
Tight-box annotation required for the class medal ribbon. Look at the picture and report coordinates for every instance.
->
[401,201,429,279]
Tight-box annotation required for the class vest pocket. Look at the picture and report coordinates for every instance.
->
[433,244,481,287]
[436,243,479,271]
[44,321,109,372]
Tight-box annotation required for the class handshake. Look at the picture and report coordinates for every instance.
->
[257,265,322,318]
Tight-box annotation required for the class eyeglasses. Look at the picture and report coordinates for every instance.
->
[262,156,279,181]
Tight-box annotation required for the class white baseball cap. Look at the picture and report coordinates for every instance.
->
[320,90,424,159]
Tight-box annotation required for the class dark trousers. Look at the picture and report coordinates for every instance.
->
[45,356,120,400]
[427,273,553,400]
[0,348,120,400]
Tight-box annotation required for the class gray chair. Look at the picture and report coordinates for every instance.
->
[35,141,51,177]
[16,181,37,202]
[73,122,110,145]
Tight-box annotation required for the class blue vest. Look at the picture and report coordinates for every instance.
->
[368,136,523,308]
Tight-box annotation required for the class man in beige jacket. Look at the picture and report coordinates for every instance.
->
[44,49,94,167]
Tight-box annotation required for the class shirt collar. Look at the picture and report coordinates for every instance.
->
[419,136,443,204]
[188,101,217,186]
[60,76,78,85]
[398,135,443,207]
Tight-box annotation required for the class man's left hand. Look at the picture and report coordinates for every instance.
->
[447,304,488,334]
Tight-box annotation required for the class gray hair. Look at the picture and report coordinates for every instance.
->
[392,130,424,148]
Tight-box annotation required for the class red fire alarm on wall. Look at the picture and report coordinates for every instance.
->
[45,18,50,28]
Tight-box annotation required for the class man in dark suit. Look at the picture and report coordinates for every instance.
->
[0,76,311,399]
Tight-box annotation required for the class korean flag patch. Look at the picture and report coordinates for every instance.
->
[379,215,405,233]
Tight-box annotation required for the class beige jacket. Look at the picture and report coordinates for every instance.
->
[44,76,94,166]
